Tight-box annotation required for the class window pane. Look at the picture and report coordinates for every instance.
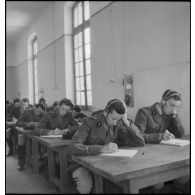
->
[74,34,78,48]
[84,28,90,44]
[84,1,90,21]
[76,92,81,105]
[86,75,91,90]
[78,2,83,25]
[78,32,82,47]
[76,77,80,91]
[74,7,78,27]
[80,77,84,91]
[87,91,92,105]
[79,62,84,76]
[81,92,85,105]
[79,47,83,61]
[75,63,79,77]
[85,43,90,59]
[75,49,79,63]
[85,59,91,75]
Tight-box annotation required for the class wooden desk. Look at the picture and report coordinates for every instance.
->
[33,136,72,193]
[72,143,190,194]
[15,127,34,168]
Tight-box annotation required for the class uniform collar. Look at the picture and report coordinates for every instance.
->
[151,102,163,116]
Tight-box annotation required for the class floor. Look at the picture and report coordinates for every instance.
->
[6,144,59,194]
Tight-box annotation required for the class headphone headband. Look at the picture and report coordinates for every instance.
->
[162,89,181,101]
[105,99,122,111]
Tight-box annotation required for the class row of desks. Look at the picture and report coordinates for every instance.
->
[15,127,190,194]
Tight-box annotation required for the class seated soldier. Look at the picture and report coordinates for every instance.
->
[68,99,145,194]
[71,105,87,122]
[135,89,188,192]
[16,103,46,171]
[38,97,47,109]
[34,98,79,137]
[34,98,80,176]
[6,98,21,156]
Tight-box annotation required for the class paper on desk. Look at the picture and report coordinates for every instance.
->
[100,149,138,158]
[160,138,190,147]
[40,135,62,138]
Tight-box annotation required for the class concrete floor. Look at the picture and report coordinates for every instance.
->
[6,144,59,194]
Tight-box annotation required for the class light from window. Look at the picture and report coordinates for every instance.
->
[73,1,92,107]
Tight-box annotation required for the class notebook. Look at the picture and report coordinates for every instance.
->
[160,138,190,147]
[100,149,138,158]
[40,135,62,138]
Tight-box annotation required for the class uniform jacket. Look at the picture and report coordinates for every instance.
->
[68,113,145,172]
[69,113,145,155]
[16,108,43,128]
[135,102,184,143]
[34,109,79,135]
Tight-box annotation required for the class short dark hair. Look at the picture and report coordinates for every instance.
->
[21,98,29,103]
[72,105,81,112]
[105,99,125,115]
[39,98,46,103]
[35,103,46,112]
[162,89,181,101]
[59,98,73,108]
[13,98,20,104]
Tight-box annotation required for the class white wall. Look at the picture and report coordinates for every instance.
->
[90,2,190,134]
[7,2,72,105]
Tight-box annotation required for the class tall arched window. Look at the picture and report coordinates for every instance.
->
[73,1,92,108]
[32,37,38,104]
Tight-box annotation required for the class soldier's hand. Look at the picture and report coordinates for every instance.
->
[161,130,175,141]
[100,143,118,153]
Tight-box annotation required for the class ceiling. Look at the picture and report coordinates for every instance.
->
[6,1,50,44]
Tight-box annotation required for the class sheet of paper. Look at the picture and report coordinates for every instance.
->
[40,135,62,138]
[160,138,190,147]
[100,149,138,158]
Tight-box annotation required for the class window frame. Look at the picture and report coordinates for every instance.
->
[32,37,39,104]
[72,1,92,110]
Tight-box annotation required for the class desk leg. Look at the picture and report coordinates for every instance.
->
[93,173,103,194]
[32,138,39,174]
[47,148,55,185]
[59,148,69,193]
[127,180,139,194]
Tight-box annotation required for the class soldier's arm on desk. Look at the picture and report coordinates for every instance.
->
[69,118,103,155]
[135,108,163,143]
[167,116,184,138]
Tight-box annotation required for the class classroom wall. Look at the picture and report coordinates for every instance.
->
[6,43,16,101]
[7,2,73,105]
[90,2,190,134]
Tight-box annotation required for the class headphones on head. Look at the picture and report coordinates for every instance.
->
[161,89,181,103]
[104,99,122,117]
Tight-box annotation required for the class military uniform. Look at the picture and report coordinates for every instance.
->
[34,109,79,136]
[135,102,184,143]
[69,112,145,171]
[16,108,44,170]
[17,108,43,128]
